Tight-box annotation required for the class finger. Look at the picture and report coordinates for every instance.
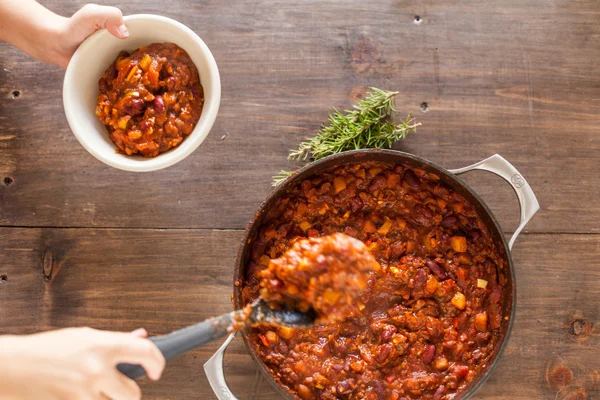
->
[71,4,129,39]
[107,336,165,381]
[100,371,141,400]
[129,328,148,338]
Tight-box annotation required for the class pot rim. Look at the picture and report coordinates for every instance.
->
[233,149,517,400]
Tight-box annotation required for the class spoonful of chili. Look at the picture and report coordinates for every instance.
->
[117,233,379,380]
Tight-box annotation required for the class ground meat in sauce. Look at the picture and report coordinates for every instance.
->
[243,161,507,400]
[96,43,204,157]
[259,233,381,324]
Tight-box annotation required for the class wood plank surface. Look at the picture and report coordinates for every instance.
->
[0,229,598,399]
[1,0,600,232]
[2,0,600,399]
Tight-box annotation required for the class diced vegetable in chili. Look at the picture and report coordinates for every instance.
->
[243,161,507,400]
[377,218,393,235]
[451,292,467,310]
[475,312,488,332]
[333,177,347,194]
[451,236,468,252]
[96,43,204,157]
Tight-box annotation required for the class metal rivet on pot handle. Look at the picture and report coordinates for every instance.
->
[204,334,238,400]
[449,154,540,249]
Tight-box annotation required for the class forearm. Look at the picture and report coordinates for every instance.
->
[0,0,66,61]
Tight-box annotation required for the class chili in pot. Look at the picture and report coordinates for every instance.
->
[242,161,507,400]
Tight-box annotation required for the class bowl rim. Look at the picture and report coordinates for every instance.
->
[63,13,221,172]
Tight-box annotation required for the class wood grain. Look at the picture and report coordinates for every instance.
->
[1,0,600,232]
[0,229,598,399]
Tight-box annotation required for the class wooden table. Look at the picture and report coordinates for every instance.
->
[1,0,599,398]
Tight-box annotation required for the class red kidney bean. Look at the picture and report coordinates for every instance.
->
[476,332,490,345]
[422,344,436,363]
[377,343,392,363]
[414,205,434,227]
[426,260,447,280]
[368,175,387,192]
[139,119,153,133]
[420,205,433,219]
[369,381,385,399]
[393,164,404,174]
[404,169,421,188]
[331,363,344,372]
[381,325,397,341]
[470,229,482,240]
[413,268,427,289]
[433,385,446,400]
[390,241,405,259]
[191,83,203,99]
[442,215,457,227]
[98,77,109,93]
[333,337,348,354]
[153,95,165,113]
[122,98,145,116]
[336,379,356,395]
[349,197,364,212]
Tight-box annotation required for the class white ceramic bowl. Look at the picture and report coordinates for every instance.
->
[63,14,221,172]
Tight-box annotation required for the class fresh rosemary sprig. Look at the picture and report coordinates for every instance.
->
[272,88,419,186]
[288,88,420,161]
[271,170,293,187]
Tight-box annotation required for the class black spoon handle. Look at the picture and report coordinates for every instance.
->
[117,312,235,380]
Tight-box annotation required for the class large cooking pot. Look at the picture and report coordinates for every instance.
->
[204,150,539,400]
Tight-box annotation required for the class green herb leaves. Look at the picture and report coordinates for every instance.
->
[272,88,419,186]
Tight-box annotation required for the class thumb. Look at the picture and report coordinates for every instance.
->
[70,4,129,39]
[129,328,148,338]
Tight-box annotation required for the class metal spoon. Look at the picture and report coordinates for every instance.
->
[117,300,315,380]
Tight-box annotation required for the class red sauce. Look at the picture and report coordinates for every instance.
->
[243,161,507,400]
[96,43,204,157]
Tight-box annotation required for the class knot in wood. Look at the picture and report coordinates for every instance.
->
[547,364,574,390]
[568,319,592,337]
[42,250,55,282]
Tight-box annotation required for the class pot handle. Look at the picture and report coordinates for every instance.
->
[448,154,540,250]
[204,334,238,400]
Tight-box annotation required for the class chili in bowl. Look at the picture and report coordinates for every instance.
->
[63,14,220,172]
[96,43,204,158]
